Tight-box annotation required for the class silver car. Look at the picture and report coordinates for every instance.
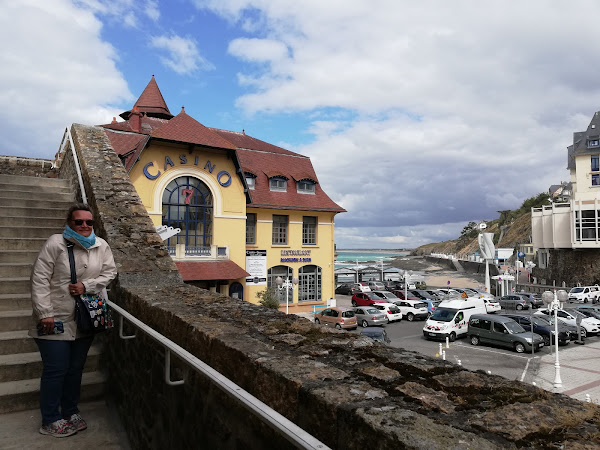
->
[499,295,530,310]
[353,307,388,328]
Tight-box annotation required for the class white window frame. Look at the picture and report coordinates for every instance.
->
[269,177,287,192]
[297,180,315,194]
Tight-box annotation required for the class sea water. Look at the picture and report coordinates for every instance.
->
[335,250,409,265]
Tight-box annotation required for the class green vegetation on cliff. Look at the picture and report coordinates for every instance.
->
[413,193,550,257]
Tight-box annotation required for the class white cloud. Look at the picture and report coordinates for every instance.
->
[0,0,131,159]
[194,0,600,248]
[150,34,214,75]
[144,0,160,21]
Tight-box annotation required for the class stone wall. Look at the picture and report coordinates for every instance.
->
[0,154,57,177]
[532,248,600,288]
[425,256,499,277]
[67,123,600,449]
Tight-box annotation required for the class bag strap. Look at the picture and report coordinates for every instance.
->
[65,239,77,285]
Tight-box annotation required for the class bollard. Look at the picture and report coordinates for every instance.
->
[586,394,591,403]
[446,336,450,348]
[457,359,462,366]
[532,382,536,387]
[439,343,443,355]
[487,370,491,375]
[442,350,446,361]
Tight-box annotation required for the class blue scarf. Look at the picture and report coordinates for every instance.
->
[63,225,96,249]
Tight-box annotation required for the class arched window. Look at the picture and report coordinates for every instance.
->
[299,265,322,302]
[267,265,293,304]
[162,176,213,252]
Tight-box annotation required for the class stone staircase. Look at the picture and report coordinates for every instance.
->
[0,174,105,414]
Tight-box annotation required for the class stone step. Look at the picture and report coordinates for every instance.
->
[0,197,73,209]
[0,330,37,355]
[0,174,71,189]
[0,216,64,228]
[0,294,31,312]
[0,189,74,202]
[0,251,39,264]
[0,181,72,195]
[0,238,47,251]
[0,310,31,332]
[0,263,31,278]
[0,206,67,219]
[0,226,63,239]
[0,371,106,414]
[0,346,102,383]
[0,278,30,295]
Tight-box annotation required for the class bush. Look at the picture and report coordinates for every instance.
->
[256,287,280,309]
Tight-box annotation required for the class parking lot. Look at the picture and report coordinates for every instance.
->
[327,294,600,402]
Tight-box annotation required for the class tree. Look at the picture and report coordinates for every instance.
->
[460,221,478,239]
[256,287,280,309]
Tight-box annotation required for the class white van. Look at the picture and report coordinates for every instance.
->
[568,286,600,304]
[422,298,487,341]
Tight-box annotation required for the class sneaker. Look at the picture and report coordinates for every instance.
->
[67,413,87,431]
[39,419,78,438]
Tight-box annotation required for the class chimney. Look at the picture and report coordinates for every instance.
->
[111,117,117,124]
[130,106,142,133]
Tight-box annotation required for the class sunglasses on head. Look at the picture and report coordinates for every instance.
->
[72,219,94,226]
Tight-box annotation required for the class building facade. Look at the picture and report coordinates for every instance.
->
[100,76,345,310]
[532,111,600,267]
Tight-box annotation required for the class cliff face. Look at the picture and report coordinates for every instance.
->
[413,212,532,257]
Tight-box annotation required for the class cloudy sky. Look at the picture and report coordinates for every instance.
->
[1,1,597,249]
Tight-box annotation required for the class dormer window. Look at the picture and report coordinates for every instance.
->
[245,173,256,190]
[269,176,287,192]
[588,136,600,148]
[297,180,316,194]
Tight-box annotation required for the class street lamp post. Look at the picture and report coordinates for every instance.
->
[541,289,568,388]
[275,275,299,315]
[404,270,412,300]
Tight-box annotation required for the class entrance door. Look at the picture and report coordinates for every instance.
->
[229,282,243,300]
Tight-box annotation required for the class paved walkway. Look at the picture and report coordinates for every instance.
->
[0,400,130,449]
[531,338,600,404]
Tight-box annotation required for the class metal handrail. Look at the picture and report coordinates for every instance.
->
[55,127,88,205]
[106,299,329,450]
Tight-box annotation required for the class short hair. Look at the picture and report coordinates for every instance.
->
[66,204,92,223]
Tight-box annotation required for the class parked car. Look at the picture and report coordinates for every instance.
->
[575,308,600,321]
[383,280,402,291]
[435,288,462,299]
[360,327,391,345]
[353,307,389,328]
[534,308,600,337]
[393,299,429,321]
[352,282,371,292]
[517,292,544,309]
[371,302,402,322]
[408,289,438,302]
[499,295,530,311]
[417,298,441,317]
[351,291,387,307]
[391,290,421,301]
[538,314,581,341]
[368,281,386,291]
[483,298,501,313]
[503,314,570,346]
[335,283,358,295]
[423,298,487,341]
[424,289,445,300]
[314,307,357,330]
[414,281,427,289]
[468,314,544,353]
[577,304,600,314]
[371,290,400,302]
[568,285,600,304]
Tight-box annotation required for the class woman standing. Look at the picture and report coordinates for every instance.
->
[30,204,117,438]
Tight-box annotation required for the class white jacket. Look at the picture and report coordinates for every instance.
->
[29,234,117,340]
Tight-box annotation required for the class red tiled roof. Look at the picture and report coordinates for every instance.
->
[104,131,149,172]
[175,260,249,281]
[210,128,303,156]
[151,109,237,150]
[120,75,173,120]
[237,148,345,213]
[101,116,169,135]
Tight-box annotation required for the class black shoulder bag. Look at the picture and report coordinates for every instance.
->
[66,240,108,333]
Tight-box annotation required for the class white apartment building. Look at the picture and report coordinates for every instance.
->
[532,111,600,267]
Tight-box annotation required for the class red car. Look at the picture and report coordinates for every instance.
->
[391,290,421,301]
[351,292,387,307]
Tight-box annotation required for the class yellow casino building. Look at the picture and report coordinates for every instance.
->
[100,76,345,311]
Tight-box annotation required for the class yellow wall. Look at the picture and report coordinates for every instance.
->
[128,141,338,308]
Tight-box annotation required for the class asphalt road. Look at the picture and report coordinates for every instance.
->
[335,294,595,383]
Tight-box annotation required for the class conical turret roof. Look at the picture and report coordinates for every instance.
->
[120,75,173,120]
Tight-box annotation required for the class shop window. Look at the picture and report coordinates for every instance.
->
[272,215,288,244]
[246,213,256,244]
[297,180,315,194]
[298,265,322,302]
[267,265,293,304]
[162,176,212,250]
[269,177,287,192]
[302,216,317,245]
